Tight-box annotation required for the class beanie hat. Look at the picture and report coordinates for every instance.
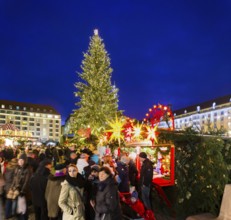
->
[139,152,147,159]
[19,153,27,161]
[40,159,52,167]
[91,165,100,172]
[54,163,66,171]
[131,190,139,200]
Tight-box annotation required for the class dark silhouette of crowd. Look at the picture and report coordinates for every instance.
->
[0,144,155,220]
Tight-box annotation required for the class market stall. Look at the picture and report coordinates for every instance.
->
[0,123,36,146]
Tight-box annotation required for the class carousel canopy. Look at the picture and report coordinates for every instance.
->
[0,123,19,131]
[0,122,34,139]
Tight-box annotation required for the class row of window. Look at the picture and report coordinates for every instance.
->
[0,110,60,119]
[178,101,231,115]
[1,104,54,113]
[177,117,226,125]
[0,116,60,123]
[179,116,227,123]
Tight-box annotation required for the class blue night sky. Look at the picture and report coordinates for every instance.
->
[0,0,231,124]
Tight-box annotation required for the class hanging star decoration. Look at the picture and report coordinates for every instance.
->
[132,123,143,141]
[146,124,158,144]
[106,115,125,146]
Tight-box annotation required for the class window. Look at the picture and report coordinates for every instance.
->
[36,128,40,131]
[23,107,26,111]
[29,118,34,121]
[15,116,20,120]
[1,105,5,108]
[36,123,40,126]
[29,123,34,126]
[197,106,200,112]
[184,110,187,114]
[0,115,5,118]
[16,106,20,110]
[9,105,13,109]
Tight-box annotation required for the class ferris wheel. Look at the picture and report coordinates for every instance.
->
[143,104,174,130]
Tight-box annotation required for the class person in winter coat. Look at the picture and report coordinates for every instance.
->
[128,158,138,190]
[85,165,100,220]
[116,155,130,193]
[139,152,154,210]
[91,166,122,220]
[58,164,85,220]
[0,156,7,175]
[10,153,32,219]
[29,159,52,220]
[45,163,67,220]
[3,158,18,219]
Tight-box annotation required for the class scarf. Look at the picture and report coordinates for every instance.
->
[66,173,85,188]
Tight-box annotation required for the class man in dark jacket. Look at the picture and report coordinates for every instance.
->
[139,152,153,210]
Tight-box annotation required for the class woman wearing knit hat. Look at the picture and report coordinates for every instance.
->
[9,153,32,219]
[4,158,18,219]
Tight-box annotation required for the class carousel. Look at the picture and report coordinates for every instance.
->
[0,122,36,146]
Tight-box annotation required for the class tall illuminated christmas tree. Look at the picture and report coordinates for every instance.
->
[73,29,120,137]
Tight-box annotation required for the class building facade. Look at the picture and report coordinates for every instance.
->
[0,100,61,142]
[173,94,231,137]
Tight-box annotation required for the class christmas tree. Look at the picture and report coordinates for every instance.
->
[73,29,120,137]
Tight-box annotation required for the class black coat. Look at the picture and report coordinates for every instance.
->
[29,167,50,207]
[95,176,122,220]
[139,158,154,187]
[116,162,130,193]
[128,160,138,187]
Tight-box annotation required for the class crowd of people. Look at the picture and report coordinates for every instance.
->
[0,144,155,220]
